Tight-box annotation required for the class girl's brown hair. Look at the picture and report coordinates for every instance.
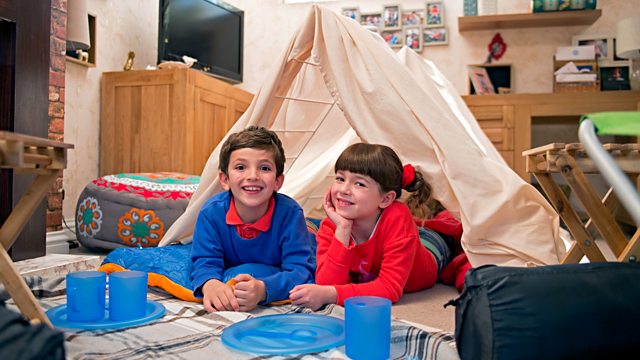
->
[335,143,432,217]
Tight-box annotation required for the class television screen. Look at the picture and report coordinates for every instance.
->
[158,0,243,84]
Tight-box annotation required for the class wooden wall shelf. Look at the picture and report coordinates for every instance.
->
[65,56,96,68]
[458,9,601,32]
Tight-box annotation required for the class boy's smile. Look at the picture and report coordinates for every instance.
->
[219,148,284,224]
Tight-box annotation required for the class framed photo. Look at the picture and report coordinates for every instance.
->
[402,9,424,26]
[425,1,444,28]
[381,29,403,48]
[382,5,401,29]
[404,26,423,52]
[360,12,382,28]
[572,34,612,63]
[423,27,448,46]
[341,7,360,22]
[468,66,496,95]
[600,64,631,91]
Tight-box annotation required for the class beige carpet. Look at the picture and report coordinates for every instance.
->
[392,283,459,333]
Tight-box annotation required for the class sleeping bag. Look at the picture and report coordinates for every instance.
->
[449,262,640,360]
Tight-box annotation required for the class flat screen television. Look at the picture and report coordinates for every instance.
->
[158,0,244,84]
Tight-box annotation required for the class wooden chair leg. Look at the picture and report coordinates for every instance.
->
[0,172,60,250]
[556,153,628,257]
[562,242,587,264]
[0,171,59,328]
[533,173,606,263]
[0,246,52,327]
[618,230,640,262]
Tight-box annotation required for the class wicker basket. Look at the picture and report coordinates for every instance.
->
[553,80,600,93]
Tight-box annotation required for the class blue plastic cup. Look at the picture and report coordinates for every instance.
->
[345,296,392,360]
[66,271,107,322]
[108,271,148,321]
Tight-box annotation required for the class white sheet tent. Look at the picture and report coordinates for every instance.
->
[159,5,566,267]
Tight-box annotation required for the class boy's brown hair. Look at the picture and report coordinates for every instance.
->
[218,126,286,176]
[335,143,432,217]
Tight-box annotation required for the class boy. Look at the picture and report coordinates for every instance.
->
[191,126,314,312]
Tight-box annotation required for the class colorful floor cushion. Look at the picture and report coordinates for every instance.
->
[75,172,200,251]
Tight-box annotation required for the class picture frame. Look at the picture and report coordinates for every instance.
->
[402,9,424,26]
[468,66,496,95]
[404,26,423,52]
[572,34,612,63]
[382,5,401,29]
[425,1,444,28]
[600,64,631,91]
[381,29,404,48]
[423,26,448,46]
[341,7,360,22]
[360,12,382,28]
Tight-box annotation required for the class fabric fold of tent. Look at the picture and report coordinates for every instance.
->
[159,5,565,267]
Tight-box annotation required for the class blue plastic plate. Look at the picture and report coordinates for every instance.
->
[222,313,345,355]
[46,300,165,330]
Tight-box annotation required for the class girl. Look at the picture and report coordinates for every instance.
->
[290,143,452,310]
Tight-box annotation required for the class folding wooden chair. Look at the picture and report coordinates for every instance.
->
[0,131,73,327]
[578,112,640,262]
[523,112,640,264]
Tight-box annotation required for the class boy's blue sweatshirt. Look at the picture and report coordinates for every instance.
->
[191,191,314,303]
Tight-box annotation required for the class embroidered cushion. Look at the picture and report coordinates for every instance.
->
[75,172,199,251]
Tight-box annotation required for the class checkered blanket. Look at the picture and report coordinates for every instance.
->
[3,276,459,360]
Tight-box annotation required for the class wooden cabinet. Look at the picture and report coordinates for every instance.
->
[100,68,253,176]
[463,91,640,180]
[468,104,515,168]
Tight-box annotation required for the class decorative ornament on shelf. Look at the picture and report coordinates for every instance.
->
[76,49,89,63]
[123,51,135,71]
[485,33,507,64]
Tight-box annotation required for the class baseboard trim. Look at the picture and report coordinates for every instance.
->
[46,219,76,254]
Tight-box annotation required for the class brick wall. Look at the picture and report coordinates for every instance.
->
[47,0,66,231]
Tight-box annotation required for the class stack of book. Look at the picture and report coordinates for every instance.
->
[553,45,599,93]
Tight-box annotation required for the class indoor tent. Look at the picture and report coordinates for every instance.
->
[159,5,566,267]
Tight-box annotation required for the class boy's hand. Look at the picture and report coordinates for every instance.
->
[289,284,337,311]
[233,274,266,312]
[202,278,240,312]
[323,189,352,246]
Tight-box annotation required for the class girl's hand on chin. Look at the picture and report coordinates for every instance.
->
[323,189,352,246]
[323,189,351,227]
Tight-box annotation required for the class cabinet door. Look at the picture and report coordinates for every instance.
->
[102,83,174,175]
[469,105,515,168]
[191,88,233,175]
[139,84,175,172]
[102,85,142,174]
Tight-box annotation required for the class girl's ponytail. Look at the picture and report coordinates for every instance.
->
[404,170,433,219]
